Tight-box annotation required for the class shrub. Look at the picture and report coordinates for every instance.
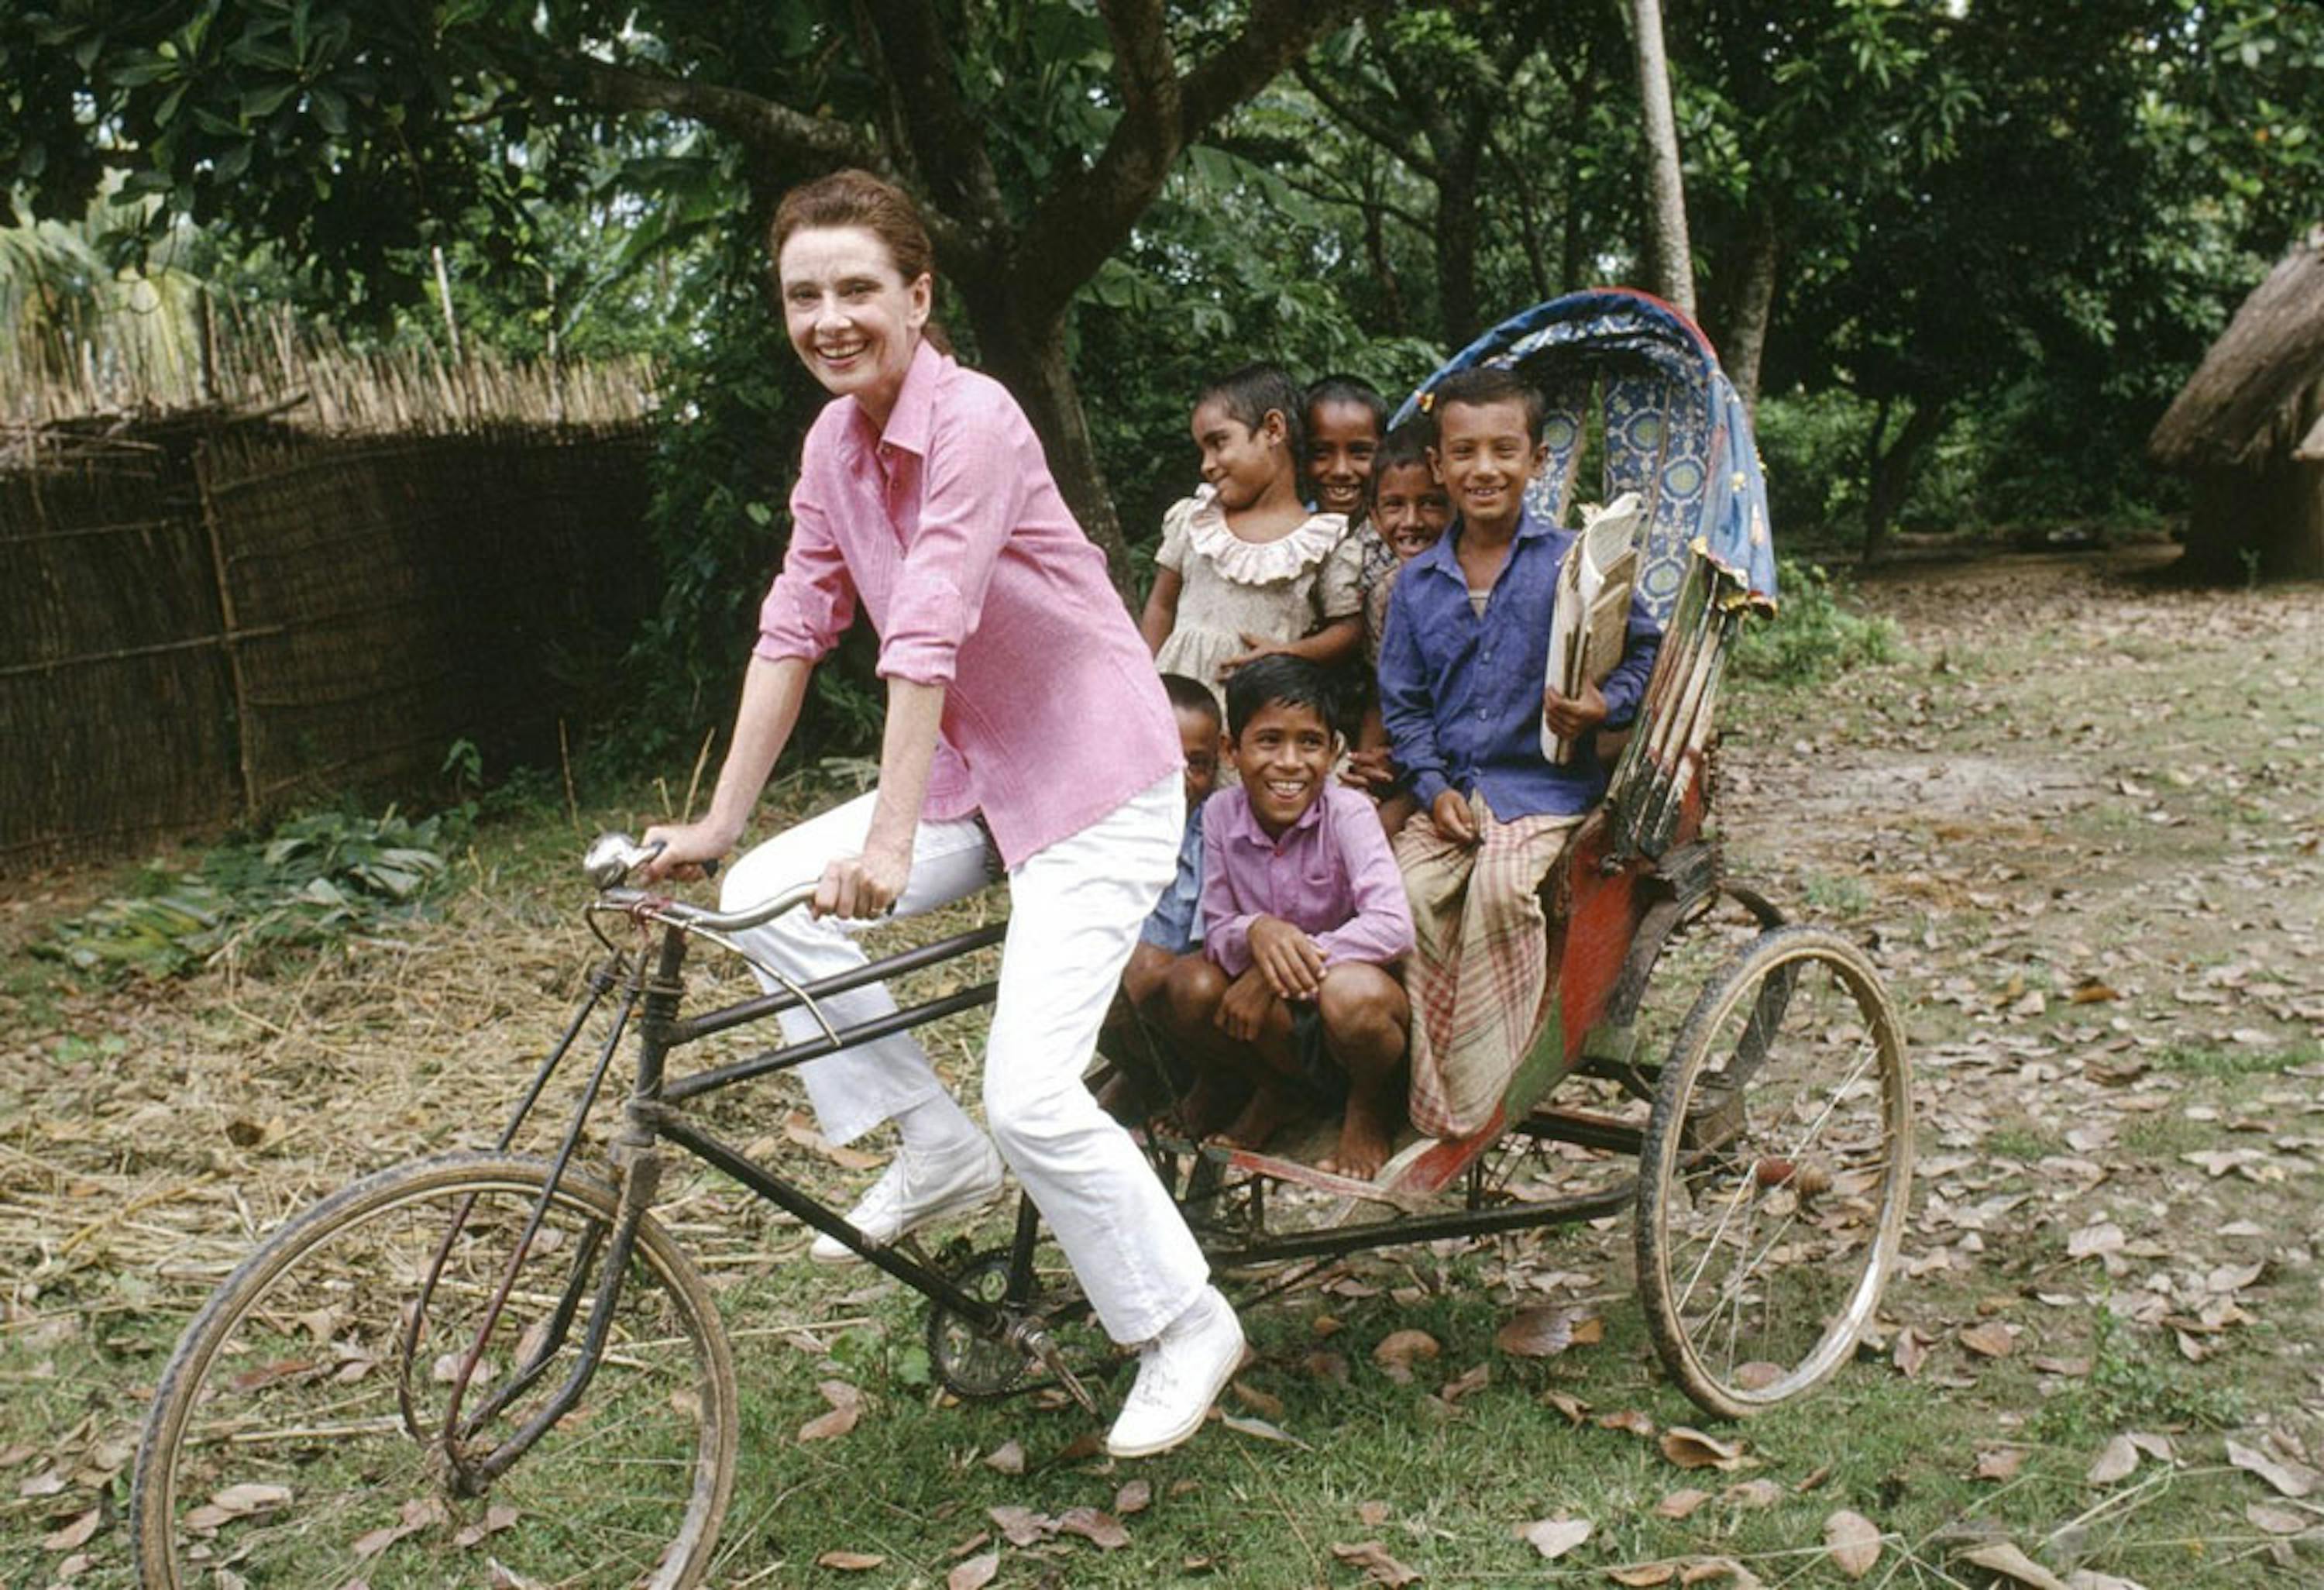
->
[1731,557,1898,685]
[38,806,469,979]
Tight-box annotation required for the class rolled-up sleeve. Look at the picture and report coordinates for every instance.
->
[1377,577,1452,812]
[755,471,857,665]
[878,399,1026,688]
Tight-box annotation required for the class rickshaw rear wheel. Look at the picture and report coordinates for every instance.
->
[1635,926,1913,1418]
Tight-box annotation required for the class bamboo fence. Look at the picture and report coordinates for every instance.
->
[0,308,662,870]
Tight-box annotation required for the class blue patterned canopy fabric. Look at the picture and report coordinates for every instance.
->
[1391,290,1779,619]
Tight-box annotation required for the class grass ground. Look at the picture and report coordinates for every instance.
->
[2,548,2319,1588]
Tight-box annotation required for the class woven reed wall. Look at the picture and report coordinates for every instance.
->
[0,419,654,871]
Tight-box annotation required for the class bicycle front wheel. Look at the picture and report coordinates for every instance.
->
[132,1152,737,1589]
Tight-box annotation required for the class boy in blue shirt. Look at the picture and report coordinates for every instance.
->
[1377,368,1661,1138]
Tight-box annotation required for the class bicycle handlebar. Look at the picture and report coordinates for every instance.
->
[585,832,817,934]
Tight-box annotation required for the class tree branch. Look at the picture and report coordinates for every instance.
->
[534,50,984,270]
[859,0,1012,247]
[1010,0,1367,318]
[1291,57,1438,180]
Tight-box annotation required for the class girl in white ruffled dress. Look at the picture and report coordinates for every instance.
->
[1139,364,1363,706]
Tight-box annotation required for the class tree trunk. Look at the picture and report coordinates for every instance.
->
[956,281,1135,600]
[1435,143,1485,349]
[1862,398,1947,566]
[1723,205,1779,417]
[1629,0,1694,316]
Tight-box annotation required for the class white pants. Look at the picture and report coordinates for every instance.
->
[720,774,1208,1343]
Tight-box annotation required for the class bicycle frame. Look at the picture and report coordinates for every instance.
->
[418,895,1052,1486]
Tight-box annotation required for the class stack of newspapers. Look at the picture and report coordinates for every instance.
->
[1541,492,1644,765]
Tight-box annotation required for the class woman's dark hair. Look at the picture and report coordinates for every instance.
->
[1369,419,1435,498]
[1429,367,1545,445]
[1159,671,1222,731]
[1305,374,1388,437]
[768,169,951,352]
[1226,654,1339,742]
[1196,363,1306,468]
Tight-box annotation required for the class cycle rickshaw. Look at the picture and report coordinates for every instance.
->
[130,290,1913,1588]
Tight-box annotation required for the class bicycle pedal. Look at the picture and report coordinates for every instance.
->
[1025,1329,1098,1415]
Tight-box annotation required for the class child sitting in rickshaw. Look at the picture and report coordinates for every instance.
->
[1158,655,1415,1178]
[1377,369,1662,1140]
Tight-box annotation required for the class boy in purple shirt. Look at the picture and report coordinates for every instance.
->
[1160,655,1416,1179]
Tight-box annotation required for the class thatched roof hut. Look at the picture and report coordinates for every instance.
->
[2149,227,2324,578]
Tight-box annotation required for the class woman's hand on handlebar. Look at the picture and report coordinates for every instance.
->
[813,842,910,920]
[638,818,738,885]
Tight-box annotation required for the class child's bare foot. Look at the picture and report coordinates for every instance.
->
[1212,1083,1302,1153]
[1318,1092,1397,1181]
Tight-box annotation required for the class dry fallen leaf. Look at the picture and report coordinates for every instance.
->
[1115,1478,1152,1516]
[452,1504,520,1549]
[1823,1509,1882,1578]
[796,1406,858,1442]
[1607,1564,1678,1587]
[1721,1478,1784,1510]
[1957,1541,2071,1588]
[1660,1428,1747,1471]
[209,1482,294,1515]
[1973,1447,2026,1482]
[1231,1380,1286,1420]
[815,1550,885,1571]
[1513,1515,1591,1560]
[2226,1437,2317,1498]
[1960,1321,2016,1359]
[1655,1488,1711,1519]
[1329,1538,1422,1586]
[988,1506,1054,1547]
[947,1551,999,1590]
[1058,1506,1130,1550]
[1221,1413,1309,1449]
[2085,1434,2139,1486]
[2246,1502,2309,1537]
[982,1439,1025,1475]
[41,1507,101,1552]
[1356,1499,1392,1526]
[1494,1306,1599,1358]
[1373,1330,1441,1383]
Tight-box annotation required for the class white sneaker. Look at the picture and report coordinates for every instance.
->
[1105,1286,1246,1458]
[809,1135,1005,1264]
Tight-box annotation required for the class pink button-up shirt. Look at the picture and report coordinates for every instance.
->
[755,340,1179,868]
[1201,781,1415,979]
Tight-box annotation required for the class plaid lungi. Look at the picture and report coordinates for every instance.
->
[1394,793,1581,1138]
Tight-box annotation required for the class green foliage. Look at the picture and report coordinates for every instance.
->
[38,806,469,979]
[1731,558,1898,685]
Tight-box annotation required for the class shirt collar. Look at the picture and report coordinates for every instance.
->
[1225,783,1329,848]
[854,338,947,459]
[1412,503,1553,584]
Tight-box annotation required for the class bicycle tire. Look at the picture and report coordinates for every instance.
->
[131,1151,737,1589]
[1635,926,1913,1418]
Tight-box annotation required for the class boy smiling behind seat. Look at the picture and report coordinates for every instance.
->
[1377,367,1662,1139]
[1159,656,1415,1178]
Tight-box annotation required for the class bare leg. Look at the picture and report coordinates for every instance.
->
[1212,995,1311,1153]
[1314,964,1411,1179]
[1160,956,1248,1136]
[1095,942,1181,1121]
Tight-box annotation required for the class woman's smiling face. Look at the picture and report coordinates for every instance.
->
[777,224,930,423]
